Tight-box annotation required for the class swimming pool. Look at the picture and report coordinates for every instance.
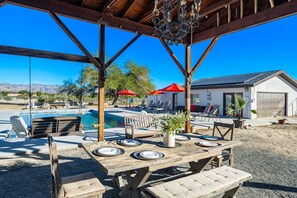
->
[20,110,124,130]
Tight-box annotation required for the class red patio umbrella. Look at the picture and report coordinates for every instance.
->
[160,83,185,92]
[148,90,164,95]
[117,89,136,107]
[160,83,185,110]
[117,89,137,96]
[148,90,165,103]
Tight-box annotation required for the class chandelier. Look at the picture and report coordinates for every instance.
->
[152,0,202,45]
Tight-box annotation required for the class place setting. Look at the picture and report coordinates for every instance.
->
[132,150,165,160]
[117,138,142,147]
[93,147,125,157]
[175,134,191,141]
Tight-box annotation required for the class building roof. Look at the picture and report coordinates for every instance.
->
[192,70,297,89]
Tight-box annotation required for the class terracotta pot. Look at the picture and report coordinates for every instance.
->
[233,119,245,128]
[278,119,286,124]
[163,133,175,147]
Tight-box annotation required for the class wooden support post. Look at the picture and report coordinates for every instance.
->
[98,25,105,142]
[185,45,191,133]
[240,0,244,18]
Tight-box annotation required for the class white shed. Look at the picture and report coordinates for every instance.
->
[183,70,297,119]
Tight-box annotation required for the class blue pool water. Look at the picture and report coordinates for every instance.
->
[20,111,123,130]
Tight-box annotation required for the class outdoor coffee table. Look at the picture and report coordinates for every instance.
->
[82,134,242,198]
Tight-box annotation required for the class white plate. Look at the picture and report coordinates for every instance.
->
[139,151,164,159]
[119,139,141,146]
[94,147,124,156]
[196,141,221,147]
[200,135,221,141]
[175,135,190,141]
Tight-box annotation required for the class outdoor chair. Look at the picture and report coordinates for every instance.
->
[155,100,163,108]
[137,100,146,109]
[191,103,212,121]
[146,100,155,110]
[48,135,105,198]
[153,100,170,113]
[212,121,235,167]
[9,116,31,137]
[201,104,221,122]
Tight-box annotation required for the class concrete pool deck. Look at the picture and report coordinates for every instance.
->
[1,108,296,157]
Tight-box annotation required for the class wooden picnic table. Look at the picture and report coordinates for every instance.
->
[82,134,242,198]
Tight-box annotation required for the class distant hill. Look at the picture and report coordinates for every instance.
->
[0,83,61,94]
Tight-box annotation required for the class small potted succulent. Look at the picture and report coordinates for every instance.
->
[158,112,186,147]
[226,95,257,128]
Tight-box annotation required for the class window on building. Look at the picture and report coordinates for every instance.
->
[190,94,199,104]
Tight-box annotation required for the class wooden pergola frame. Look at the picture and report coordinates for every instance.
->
[1,0,297,141]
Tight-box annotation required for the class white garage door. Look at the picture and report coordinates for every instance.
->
[257,92,286,117]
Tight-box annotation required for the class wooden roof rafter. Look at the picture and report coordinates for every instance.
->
[3,0,297,45]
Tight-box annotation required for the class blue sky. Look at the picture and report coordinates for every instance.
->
[0,4,296,89]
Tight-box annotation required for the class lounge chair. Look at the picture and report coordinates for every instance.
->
[191,103,212,121]
[9,116,31,137]
[153,100,170,113]
[137,100,146,109]
[201,104,221,122]
[146,100,155,110]
[48,135,105,198]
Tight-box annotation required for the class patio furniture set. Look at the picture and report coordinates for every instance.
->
[49,119,251,197]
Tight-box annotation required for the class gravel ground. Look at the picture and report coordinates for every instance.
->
[0,124,296,198]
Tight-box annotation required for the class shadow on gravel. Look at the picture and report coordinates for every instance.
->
[244,182,297,193]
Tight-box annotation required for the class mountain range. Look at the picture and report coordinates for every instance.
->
[0,83,61,94]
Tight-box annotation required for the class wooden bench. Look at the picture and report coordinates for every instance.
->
[124,115,161,139]
[142,166,252,198]
[30,116,83,138]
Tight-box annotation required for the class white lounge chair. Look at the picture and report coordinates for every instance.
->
[9,116,31,137]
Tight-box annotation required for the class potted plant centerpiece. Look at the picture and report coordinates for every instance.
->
[158,112,186,147]
[226,95,257,128]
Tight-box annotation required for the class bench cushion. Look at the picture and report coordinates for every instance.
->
[146,166,252,198]
[62,172,105,198]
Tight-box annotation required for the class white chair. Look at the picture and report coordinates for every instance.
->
[9,116,30,137]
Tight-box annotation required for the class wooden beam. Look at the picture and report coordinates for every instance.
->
[0,45,97,63]
[217,12,220,26]
[7,0,155,38]
[269,0,275,8]
[184,45,191,133]
[105,34,141,68]
[120,0,135,18]
[49,11,101,69]
[137,0,162,23]
[200,0,239,17]
[100,0,117,12]
[192,1,297,44]
[98,25,106,142]
[240,0,243,19]
[190,37,219,76]
[159,39,186,77]
[228,4,231,23]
